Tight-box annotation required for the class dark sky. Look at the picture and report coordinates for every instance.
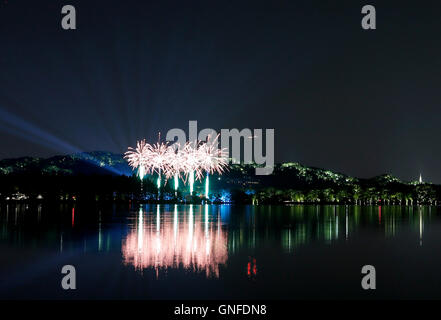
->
[0,0,440,182]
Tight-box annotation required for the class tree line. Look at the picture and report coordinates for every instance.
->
[1,173,440,205]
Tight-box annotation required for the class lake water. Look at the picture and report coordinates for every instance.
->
[0,203,440,299]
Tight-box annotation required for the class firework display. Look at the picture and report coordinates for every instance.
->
[124,135,228,197]
[124,139,150,179]
[198,135,228,198]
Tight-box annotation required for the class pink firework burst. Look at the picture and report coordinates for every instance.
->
[180,141,204,182]
[198,134,229,175]
[147,141,172,176]
[124,139,151,175]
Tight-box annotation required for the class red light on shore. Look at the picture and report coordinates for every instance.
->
[247,257,257,277]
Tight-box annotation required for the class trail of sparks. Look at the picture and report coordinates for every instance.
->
[124,134,228,195]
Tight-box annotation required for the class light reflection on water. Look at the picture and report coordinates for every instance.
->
[0,204,434,251]
[271,205,431,251]
[0,204,434,252]
[0,203,440,299]
[122,205,228,278]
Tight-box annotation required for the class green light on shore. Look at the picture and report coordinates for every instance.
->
[138,166,145,179]
[189,170,194,195]
[174,174,179,191]
[157,168,161,192]
[205,173,209,199]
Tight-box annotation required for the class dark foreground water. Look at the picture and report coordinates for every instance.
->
[0,203,440,299]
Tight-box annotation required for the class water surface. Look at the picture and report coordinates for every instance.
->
[0,204,440,299]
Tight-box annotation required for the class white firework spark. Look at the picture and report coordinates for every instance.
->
[147,141,171,176]
[125,134,229,194]
[198,134,228,175]
[124,139,151,178]
[181,140,204,182]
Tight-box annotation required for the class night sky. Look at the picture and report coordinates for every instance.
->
[0,0,440,182]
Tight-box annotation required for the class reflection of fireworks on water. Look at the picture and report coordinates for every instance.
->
[122,205,228,278]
